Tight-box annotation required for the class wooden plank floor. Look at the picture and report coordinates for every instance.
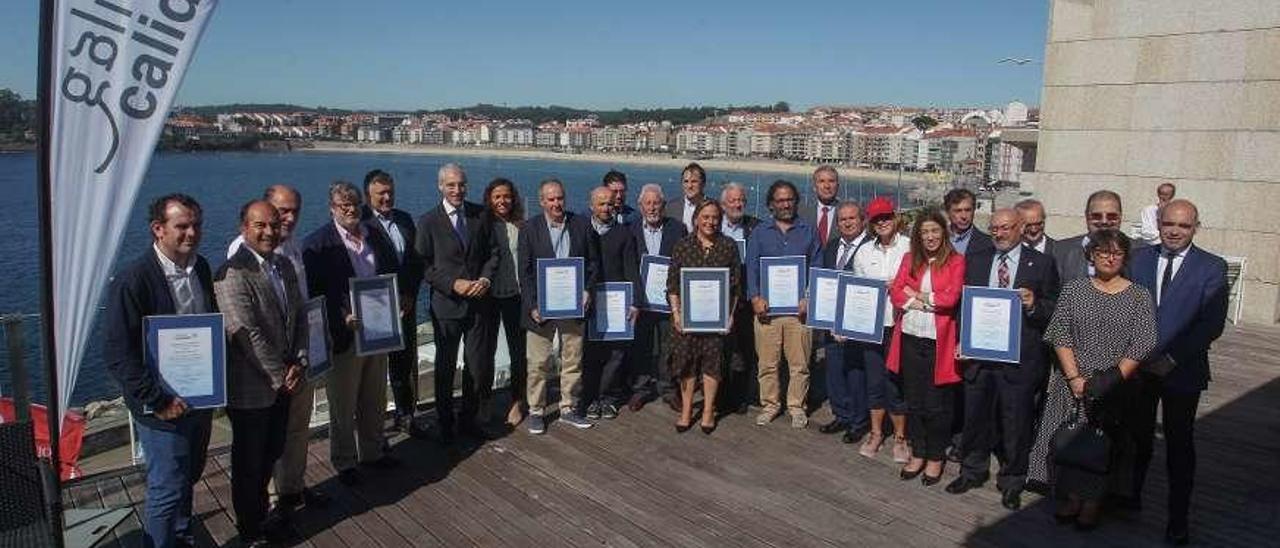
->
[65,324,1280,547]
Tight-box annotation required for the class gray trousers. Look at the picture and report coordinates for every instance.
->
[328,348,388,471]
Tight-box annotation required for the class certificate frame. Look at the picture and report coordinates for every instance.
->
[304,296,333,379]
[588,282,635,341]
[804,268,843,330]
[959,286,1023,364]
[760,255,807,316]
[143,313,227,410]
[832,275,887,343]
[680,267,732,333]
[350,273,405,357]
[639,255,672,313]
[537,256,586,319]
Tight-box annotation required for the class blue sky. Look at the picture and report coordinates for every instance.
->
[1,1,1049,110]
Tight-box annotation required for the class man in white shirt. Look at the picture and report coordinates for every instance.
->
[800,165,841,247]
[1139,182,1176,245]
[1015,198,1054,256]
[665,162,707,232]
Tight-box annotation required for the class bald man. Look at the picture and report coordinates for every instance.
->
[1127,199,1227,545]
[578,187,640,420]
[947,208,1059,511]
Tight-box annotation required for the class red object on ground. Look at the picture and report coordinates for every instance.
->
[0,398,86,480]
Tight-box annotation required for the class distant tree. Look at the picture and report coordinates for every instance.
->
[0,89,36,141]
[772,101,790,113]
[911,115,939,134]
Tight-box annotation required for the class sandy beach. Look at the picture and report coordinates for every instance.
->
[305,141,934,185]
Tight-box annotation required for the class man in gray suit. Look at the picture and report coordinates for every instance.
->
[798,165,841,247]
[665,162,708,232]
[1051,189,1139,282]
[215,200,308,546]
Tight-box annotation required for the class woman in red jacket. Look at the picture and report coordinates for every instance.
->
[887,208,965,486]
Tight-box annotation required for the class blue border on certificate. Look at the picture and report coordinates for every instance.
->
[960,286,1023,364]
[303,296,333,380]
[680,267,731,333]
[537,257,586,319]
[351,273,405,356]
[760,255,807,316]
[805,268,843,329]
[638,255,672,313]
[588,282,635,341]
[143,313,227,410]
[832,275,887,343]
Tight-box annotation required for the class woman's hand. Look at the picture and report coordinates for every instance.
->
[1068,376,1086,399]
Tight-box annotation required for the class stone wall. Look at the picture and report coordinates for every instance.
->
[1027,0,1280,324]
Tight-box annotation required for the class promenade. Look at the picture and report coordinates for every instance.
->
[64,324,1280,547]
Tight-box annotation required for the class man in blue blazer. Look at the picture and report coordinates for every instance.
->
[303,182,402,486]
[627,183,687,412]
[946,209,1059,511]
[103,194,216,548]
[817,202,872,442]
[1128,199,1228,545]
[518,178,602,434]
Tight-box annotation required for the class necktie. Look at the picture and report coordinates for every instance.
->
[817,206,830,246]
[267,258,288,315]
[1159,251,1176,305]
[174,274,194,314]
[997,254,1010,288]
[837,243,853,270]
[453,210,467,248]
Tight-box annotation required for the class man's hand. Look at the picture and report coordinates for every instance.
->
[582,291,592,312]
[156,396,188,421]
[903,286,919,300]
[1018,288,1035,311]
[345,313,360,331]
[671,311,684,334]
[798,298,808,320]
[627,306,639,324]
[751,296,769,317]
[453,279,476,296]
[530,309,543,324]
[283,364,304,394]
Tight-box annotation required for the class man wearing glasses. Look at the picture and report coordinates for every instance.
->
[1051,190,1144,282]
[1015,199,1055,256]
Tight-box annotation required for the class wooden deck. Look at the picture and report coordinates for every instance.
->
[65,324,1280,547]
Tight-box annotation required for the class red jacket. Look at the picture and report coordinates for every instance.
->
[886,252,964,385]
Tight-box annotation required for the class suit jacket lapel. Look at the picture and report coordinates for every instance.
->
[145,253,178,314]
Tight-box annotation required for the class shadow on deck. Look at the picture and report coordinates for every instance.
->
[64,325,1280,547]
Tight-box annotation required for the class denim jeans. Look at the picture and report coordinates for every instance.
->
[134,410,213,548]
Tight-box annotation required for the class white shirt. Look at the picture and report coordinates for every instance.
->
[988,244,1022,288]
[721,218,745,241]
[374,210,406,261]
[816,203,836,235]
[852,234,910,326]
[1140,204,1161,245]
[228,235,307,297]
[154,244,207,315]
[1028,236,1047,254]
[833,237,861,270]
[901,261,937,339]
[682,197,698,232]
[246,247,289,311]
[1156,245,1189,306]
[643,222,663,256]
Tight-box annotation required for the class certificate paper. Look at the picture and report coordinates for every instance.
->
[351,274,405,356]
[761,256,806,315]
[832,276,887,343]
[537,257,586,319]
[305,297,331,379]
[143,313,227,410]
[959,286,1023,364]
[588,282,634,341]
[688,280,723,323]
[680,267,731,333]
[805,268,841,329]
[640,255,672,313]
[544,266,579,311]
[358,287,395,340]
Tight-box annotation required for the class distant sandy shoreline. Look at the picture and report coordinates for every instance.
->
[304,141,931,185]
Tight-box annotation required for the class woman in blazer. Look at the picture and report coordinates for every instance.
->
[887,208,965,486]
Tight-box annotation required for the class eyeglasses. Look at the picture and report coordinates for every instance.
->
[1023,221,1045,228]
[1092,249,1126,260]
[1088,213,1121,221]
[331,202,359,211]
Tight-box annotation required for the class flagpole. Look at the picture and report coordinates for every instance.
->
[36,0,67,542]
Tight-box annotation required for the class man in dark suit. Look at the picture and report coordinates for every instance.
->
[1128,199,1228,545]
[414,163,499,442]
[603,169,637,226]
[664,162,707,232]
[103,194,216,548]
[361,169,426,436]
[944,188,994,255]
[946,208,1059,511]
[719,183,760,413]
[1051,189,1144,282]
[579,187,640,420]
[1016,198,1056,256]
[818,202,873,442]
[629,183,687,412]
[519,178,602,434]
[215,201,308,546]
[303,182,401,486]
[798,165,841,247]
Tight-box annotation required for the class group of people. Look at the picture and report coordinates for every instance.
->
[104,161,1226,547]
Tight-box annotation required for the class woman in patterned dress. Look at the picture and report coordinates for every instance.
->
[1029,229,1158,530]
[667,200,741,434]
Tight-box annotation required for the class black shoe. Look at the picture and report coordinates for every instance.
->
[458,421,494,440]
[436,421,456,445]
[921,473,943,487]
[701,423,717,435]
[818,420,847,434]
[627,394,646,412]
[364,455,401,470]
[276,492,303,510]
[1001,488,1023,510]
[1165,522,1190,545]
[675,422,691,433]
[945,445,963,463]
[945,476,985,495]
[585,402,602,420]
[899,466,924,481]
[301,487,330,508]
[338,468,361,486]
[841,426,868,445]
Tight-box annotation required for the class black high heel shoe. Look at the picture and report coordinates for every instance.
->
[700,422,716,435]
[921,473,943,487]
[899,466,924,481]
[675,422,692,433]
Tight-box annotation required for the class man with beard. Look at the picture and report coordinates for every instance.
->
[718,182,760,414]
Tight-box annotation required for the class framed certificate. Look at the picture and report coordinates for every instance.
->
[639,255,672,313]
[680,267,731,333]
[304,297,332,379]
[760,255,806,315]
[143,313,227,410]
[350,274,405,356]
[805,268,842,330]
[537,257,586,319]
[832,275,887,343]
[960,286,1023,364]
[588,282,635,341]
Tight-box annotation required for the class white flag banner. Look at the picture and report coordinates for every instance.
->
[48,0,219,415]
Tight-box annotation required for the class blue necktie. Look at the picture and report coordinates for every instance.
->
[453,210,467,249]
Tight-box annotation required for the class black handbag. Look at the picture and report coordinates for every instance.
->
[1052,399,1111,475]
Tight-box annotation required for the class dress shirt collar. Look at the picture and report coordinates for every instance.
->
[334,219,364,243]
[546,214,566,229]
[875,233,902,250]
[592,217,614,235]
[442,199,462,217]
[950,225,973,243]
[996,243,1022,264]
[153,244,195,275]
[1160,245,1190,259]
